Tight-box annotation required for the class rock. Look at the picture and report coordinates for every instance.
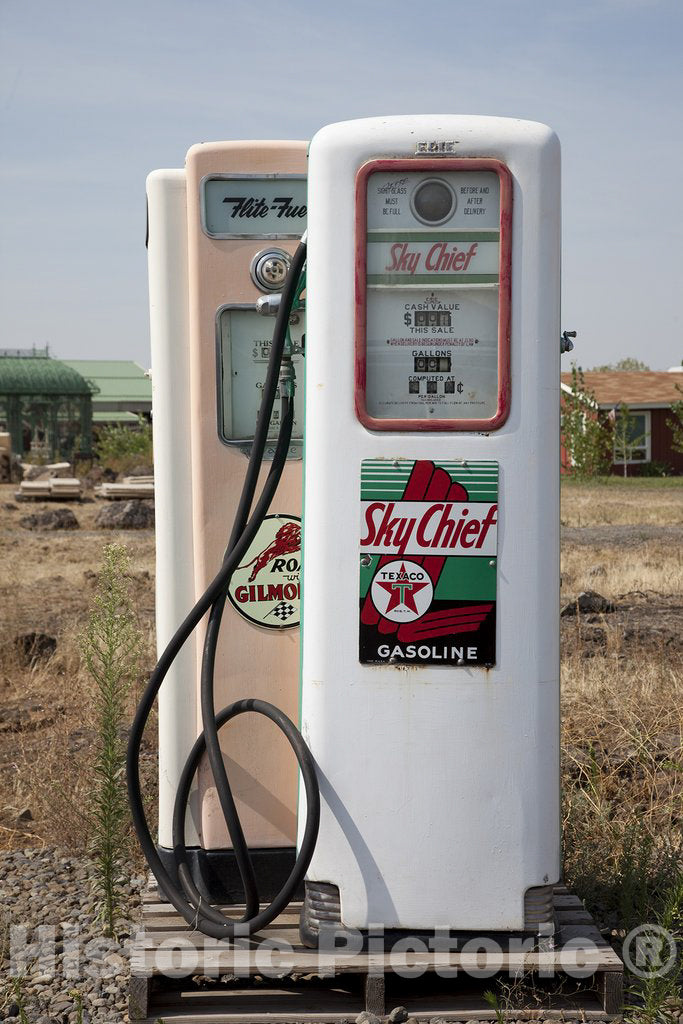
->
[51,996,72,1008]
[355,1014,382,1024]
[0,699,54,734]
[389,1008,410,1023]
[126,464,154,477]
[3,501,17,510]
[20,463,50,481]
[14,632,57,665]
[83,465,115,487]
[655,731,682,753]
[19,508,79,531]
[95,500,154,530]
[560,590,616,616]
[6,1002,20,1017]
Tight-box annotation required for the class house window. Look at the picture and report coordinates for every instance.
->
[613,409,651,464]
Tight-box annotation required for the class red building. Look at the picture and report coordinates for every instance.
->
[560,370,683,475]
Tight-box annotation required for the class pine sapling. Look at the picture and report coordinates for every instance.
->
[80,544,142,937]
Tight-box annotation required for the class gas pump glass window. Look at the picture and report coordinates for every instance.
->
[217,306,304,445]
[362,165,508,427]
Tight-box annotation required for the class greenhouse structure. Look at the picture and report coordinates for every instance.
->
[0,348,94,461]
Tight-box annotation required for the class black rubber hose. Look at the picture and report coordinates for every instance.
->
[126,241,319,938]
[192,239,307,924]
[226,240,307,551]
[172,694,320,935]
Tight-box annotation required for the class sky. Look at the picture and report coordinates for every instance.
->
[1,0,682,371]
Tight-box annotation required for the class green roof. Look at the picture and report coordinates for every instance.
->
[0,356,93,396]
[61,360,152,406]
[93,410,140,423]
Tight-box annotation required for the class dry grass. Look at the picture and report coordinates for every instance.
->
[560,485,683,1016]
[561,478,683,527]
[563,652,682,839]
[0,485,157,854]
[1,478,681,1013]
[562,539,683,598]
[1,636,90,851]
[560,485,682,880]
[0,621,158,858]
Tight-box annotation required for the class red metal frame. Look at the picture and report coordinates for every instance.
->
[354,158,513,432]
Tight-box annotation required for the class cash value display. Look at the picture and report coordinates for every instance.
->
[355,161,512,431]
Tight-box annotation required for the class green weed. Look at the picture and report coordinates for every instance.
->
[79,544,142,937]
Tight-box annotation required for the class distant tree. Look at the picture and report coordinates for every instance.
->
[561,365,613,479]
[612,403,647,478]
[667,384,683,455]
[590,357,651,372]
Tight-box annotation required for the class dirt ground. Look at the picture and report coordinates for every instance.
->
[0,483,156,850]
[0,479,681,851]
[560,480,683,660]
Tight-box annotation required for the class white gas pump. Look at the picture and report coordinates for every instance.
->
[299,115,560,942]
[130,115,560,948]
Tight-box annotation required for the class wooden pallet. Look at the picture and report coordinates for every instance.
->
[129,886,623,1022]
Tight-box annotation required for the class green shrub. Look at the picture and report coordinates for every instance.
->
[637,460,673,478]
[666,384,683,456]
[561,365,613,479]
[95,417,153,474]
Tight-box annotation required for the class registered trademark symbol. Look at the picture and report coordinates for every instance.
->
[623,924,678,978]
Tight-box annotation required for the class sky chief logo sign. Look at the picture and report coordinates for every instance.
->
[359,459,498,667]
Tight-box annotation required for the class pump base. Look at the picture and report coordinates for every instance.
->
[156,845,299,904]
[300,880,557,948]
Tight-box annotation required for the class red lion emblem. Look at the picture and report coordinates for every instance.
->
[238,521,301,583]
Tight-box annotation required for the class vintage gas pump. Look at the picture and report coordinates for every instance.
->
[130,115,560,946]
[299,115,560,942]
[143,141,309,907]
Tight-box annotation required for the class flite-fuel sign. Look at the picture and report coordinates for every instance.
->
[359,459,498,666]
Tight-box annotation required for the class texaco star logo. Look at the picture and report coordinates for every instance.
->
[370,559,434,623]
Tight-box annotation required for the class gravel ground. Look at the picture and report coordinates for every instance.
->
[0,847,627,1024]
[1,847,146,1023]
[4,847,679,1024]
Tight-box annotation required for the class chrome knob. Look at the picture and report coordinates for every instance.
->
[251,249,291,291]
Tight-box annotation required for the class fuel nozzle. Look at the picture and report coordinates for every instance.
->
[256,292,305,319]
[256,293,283,316]
[561,330,576,354]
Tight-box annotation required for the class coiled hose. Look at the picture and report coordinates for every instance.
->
[126,240,320,938]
